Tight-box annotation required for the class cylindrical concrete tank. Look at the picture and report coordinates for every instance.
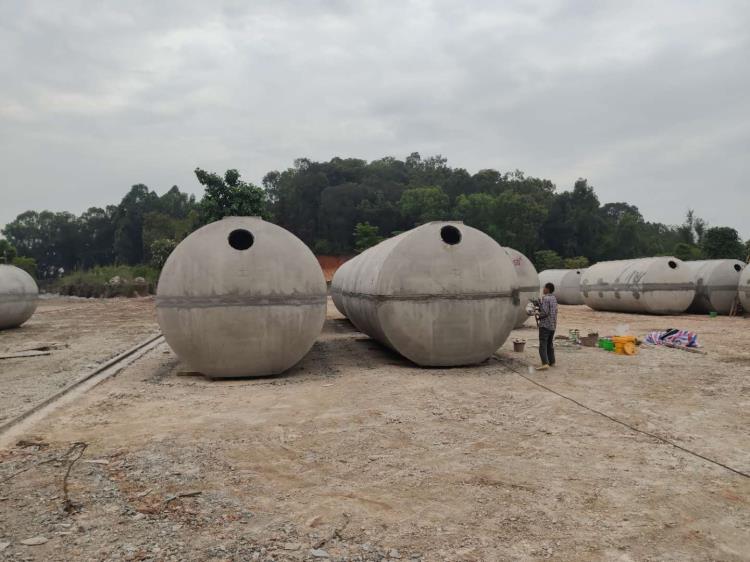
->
[331,221,519,367]
[538,269,585,305]
[505,247,539,328]
[684,260,745,315]
[0,264,39,330]
[739,264,750,313]
[156,217,327,378]
[581,257,695,315]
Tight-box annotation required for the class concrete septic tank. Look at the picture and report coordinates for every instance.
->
[538,269,585,305]
[505,247,539,328]
[0,264,39,330]
[739,264,750,312]
[581,257,695,315]
[684,260,745,315]
[331,221,519,367]
[156,216,327,378]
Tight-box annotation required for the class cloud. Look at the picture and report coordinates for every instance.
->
[1,0,748,238]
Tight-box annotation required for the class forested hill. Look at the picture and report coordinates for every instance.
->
[2,153,748,276]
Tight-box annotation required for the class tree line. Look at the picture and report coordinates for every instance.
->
[1,152,748,277]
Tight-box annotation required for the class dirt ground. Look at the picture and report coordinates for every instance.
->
[0,297,748,561]
[0,296,159,427]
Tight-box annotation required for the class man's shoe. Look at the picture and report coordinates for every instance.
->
[536,364,550,371]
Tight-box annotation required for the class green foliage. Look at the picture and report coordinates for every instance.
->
[11,256,37,277]
[353,222,383,253]
[196,168,267,224]
[149,239,177,269]
[673,242,703,261]
[0,239,17,263]
[701,227,745,260]
[564,256,590,269]
[54,265,159,298]
[1,185,197,273]
[399,186,450,225]
[534,250,564,270]
[1,153,745,277]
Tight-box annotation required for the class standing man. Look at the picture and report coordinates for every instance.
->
[536,282,558,371]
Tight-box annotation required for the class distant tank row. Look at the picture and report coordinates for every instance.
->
[538,257,746,315]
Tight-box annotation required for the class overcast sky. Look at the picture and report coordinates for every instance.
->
[1,0,748,238]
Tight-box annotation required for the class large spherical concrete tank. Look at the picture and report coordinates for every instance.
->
[0,264,39,330]
[739,265,750,312]
[684,260,745,315]
[581,257,694,315]
[156,217,327,378]
[505,247,539,328]
[538,269,585,305]
[331,221,519,367]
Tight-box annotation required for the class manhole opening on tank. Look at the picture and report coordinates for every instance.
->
[228,229,254,250]
[734,264,742,272]
[668,260,677,269]
[440,225,461,245]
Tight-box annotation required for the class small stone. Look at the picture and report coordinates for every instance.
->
[306,515,323,527]
[133,513,146,521]
[21,536,48,546]
[310,548,330,558]
[0,541,10,551]
[389,549,401,559]
[283,543,301,551]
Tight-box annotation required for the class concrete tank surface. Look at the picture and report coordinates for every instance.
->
[0,264,39,330]
[739,264,750,312]
[538,269,585,305]
[684,260,745,315]
[331,222,519,367]
[505,247,539,328]
[581,257,695,315]
[156,217,327,378]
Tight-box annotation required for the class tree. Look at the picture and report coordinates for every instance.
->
[673,242,703,261]
[564,256,590,269]
[353,222,383,253]
[491,190,549,257]
[149,239,177,269]
[11,256,37,277]
[701,227,745,260]
[0,239,17,263]
[113,184,159,265]
[196,168,267,224]
[534,250,564,270]
[398,186,450,226]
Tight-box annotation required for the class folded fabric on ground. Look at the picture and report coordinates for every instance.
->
[645,329,699,347]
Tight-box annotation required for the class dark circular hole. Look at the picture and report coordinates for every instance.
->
[228,229,254,250]
[440,225,461,245]
[734,264,742,272]
[668,260,677,269]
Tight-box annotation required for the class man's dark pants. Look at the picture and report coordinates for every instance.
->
[539,327,556,366]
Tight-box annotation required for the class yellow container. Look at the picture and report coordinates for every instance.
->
[612,336,637,355]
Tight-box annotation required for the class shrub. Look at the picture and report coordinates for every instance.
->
[53,265,159,298]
